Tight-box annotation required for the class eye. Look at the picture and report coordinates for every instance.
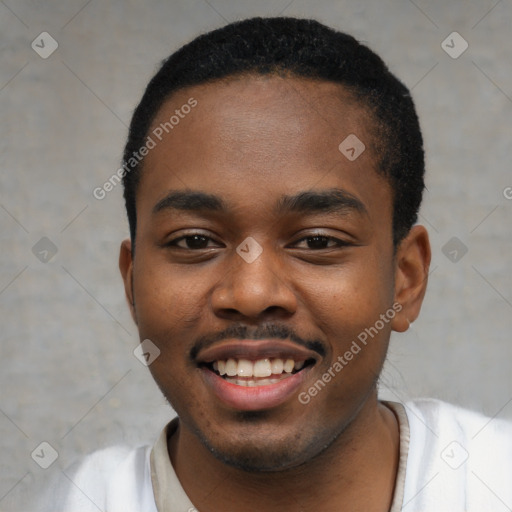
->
[293,235,347,250]
[166,234,219,250]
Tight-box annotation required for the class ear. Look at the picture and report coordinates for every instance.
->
[391,225,431,333]
[119,239,137,325]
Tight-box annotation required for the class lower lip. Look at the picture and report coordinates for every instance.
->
[201,367,311,411]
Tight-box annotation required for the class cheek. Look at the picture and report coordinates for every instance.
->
[301,258,393,337]
[133,262,207,405]
[132,259,209,399]
[133,257,207,332]
[299,257,394,397]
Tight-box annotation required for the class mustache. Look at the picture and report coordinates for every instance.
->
[190,322,326,361]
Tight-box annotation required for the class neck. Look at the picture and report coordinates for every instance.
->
[168,394,400,512]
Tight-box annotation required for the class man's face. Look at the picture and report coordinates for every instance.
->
[122,75,401,471]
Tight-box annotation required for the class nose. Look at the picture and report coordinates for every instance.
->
[211,242,297,321]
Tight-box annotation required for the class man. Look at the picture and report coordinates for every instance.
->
[48,16,512,512]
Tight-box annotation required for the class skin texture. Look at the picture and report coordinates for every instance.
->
[119,75,431,511]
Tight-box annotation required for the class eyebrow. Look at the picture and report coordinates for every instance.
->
[153,191,225,214]
[152,188,367,217]
[275,189,368,217]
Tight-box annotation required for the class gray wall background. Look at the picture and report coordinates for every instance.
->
[1,0,511,509]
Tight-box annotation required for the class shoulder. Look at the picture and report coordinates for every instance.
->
[42,444,157,512]
[401,398,512,511]
[70,444,146,478]
[405,397,512,446]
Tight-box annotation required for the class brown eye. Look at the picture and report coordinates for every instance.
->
[294,235,346,250]
[169,235,212,249]
[306,236,330,249]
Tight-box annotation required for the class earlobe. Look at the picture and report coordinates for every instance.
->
[119,239,137,325]
[391,225,431,333]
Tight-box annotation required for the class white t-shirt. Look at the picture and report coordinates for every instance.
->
[33,399,512,511]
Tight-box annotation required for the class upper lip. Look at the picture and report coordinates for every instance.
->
[196,339,320,364]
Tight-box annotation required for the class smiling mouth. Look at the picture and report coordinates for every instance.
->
[202,357,316,387]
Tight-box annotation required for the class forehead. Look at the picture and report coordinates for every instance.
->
[149,74,370,164]
[137,74,391,227]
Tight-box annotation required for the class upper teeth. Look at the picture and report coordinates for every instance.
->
[213,358,305,378]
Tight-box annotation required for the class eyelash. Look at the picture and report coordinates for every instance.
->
[165,232,349,250]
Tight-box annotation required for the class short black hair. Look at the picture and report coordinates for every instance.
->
[122,16,424,250]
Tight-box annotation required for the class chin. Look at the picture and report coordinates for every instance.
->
[204,438,309,473]
[193,415,341,473]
